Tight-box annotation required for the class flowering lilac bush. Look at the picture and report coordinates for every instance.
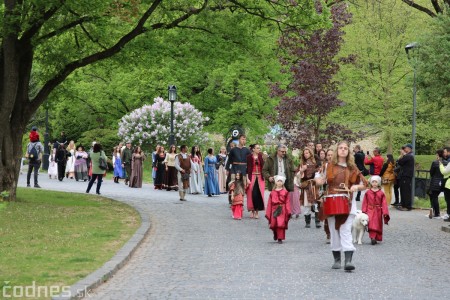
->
[118,97,209,146]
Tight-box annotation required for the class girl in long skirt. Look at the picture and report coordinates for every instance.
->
[229,172,245,220]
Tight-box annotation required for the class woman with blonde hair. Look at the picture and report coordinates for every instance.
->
[65,140,76,179]
[315,141,367,271]
[298,147,320,228]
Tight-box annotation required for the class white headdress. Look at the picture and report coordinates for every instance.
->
[370,175,381,186]
[274,175,286,184]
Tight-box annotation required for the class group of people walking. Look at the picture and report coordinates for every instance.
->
[25,125,449,272]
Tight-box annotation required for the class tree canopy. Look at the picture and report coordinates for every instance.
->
[1,0,331,198]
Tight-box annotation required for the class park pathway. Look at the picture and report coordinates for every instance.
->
[19,174,450,299]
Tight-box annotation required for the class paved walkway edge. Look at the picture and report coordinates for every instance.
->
[52,197,151,300]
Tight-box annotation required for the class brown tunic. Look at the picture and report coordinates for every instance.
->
[319,163,367,229]
[299,162,318,206]
[178,154,191,189]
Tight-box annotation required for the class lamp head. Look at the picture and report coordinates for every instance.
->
[168,85,177,102]
[405,42,419,57]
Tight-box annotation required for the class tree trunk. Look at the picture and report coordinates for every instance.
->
[1,18,33,200]
[0,123,25,200]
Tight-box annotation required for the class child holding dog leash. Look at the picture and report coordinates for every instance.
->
[362,175,390,245]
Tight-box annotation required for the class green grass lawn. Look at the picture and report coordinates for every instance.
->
[415,155,436,170]
[414,197,447,210]
[0,188,140,299]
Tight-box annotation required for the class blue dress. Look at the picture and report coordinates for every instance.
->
[204,155,220,196]
[114,155,124,178]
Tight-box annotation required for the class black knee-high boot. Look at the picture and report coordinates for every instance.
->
[344,251,355,271]
[305,214,311,228]
[315,212,321,228]
[332,251,341,269]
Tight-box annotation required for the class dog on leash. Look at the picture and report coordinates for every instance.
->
[352,210,369,245]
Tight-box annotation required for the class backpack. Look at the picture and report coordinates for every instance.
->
[28,144,39,162]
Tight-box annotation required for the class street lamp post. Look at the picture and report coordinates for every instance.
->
[42,105,50,170]
[168,85,177,146]
[405,42,418,206]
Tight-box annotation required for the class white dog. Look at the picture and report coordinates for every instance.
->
[352,210,369,245]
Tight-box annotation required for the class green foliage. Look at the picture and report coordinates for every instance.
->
[334,0,447,154]
[415,155,437,170]
[0,190,10,201]
[415,10,450,142]
[34,3,316,145]
[77,128,120,156]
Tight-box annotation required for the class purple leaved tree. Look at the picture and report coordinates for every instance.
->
[270,2,360,149]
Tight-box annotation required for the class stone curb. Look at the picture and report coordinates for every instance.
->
[52,197,151,300]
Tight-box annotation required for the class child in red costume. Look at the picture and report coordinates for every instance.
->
[362,175,390,245]
[229,172,245,220]
[265,175,291,244]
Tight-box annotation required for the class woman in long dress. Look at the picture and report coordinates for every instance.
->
[189,145,203,194]
[204,148,220,197]
[246,144,265,219]
[164,145,178,191]
[129,146,145,188]
[112,146,124,183]
[48,151,58,179]
[74,145,89,181]
[197,146,205,186]
[65,140,76,179]
[216,146,228,194]
[153,146,166,189]
[151,145,160,183]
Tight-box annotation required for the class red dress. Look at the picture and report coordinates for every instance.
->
[229,182,244,219]
[362,189,390,241]
[265,188,291,240]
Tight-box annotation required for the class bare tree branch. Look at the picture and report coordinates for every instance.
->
[175,25,214,34]
[80,24,108,50]
[401,0,437,17]
[37,16,97,43]
[20,0,66,42]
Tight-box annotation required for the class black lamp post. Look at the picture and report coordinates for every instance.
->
[405,42,418,204]
[168,85,177,146]
[42,104,50,170]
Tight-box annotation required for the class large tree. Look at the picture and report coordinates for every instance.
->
[1,0,330,199]
[270,2,356,148]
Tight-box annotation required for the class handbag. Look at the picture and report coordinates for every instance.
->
[99,156,108,170]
